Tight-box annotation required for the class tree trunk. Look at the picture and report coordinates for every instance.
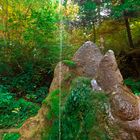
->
[5,0,9,46]
[120,0,134,48]
[124,15,134,48]
[93,22,96,43]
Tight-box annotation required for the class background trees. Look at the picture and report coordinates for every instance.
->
[0,0,62,129]
[66,0,140,51]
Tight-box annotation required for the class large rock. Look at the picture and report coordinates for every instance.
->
[97,50,123,93]
[18,41,140,140]
[97,49,140,139]
[73,41,103,78]
[49,62,69,92]
[73,43,140,139]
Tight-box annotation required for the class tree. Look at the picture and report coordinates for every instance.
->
[111,0,140,48]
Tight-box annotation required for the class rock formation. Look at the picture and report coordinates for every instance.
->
[97,49,140,139]
[49,62,70,93]
[18,41,140,140]
[73,41,103,78]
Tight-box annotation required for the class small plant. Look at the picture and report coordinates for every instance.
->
[124,78,140,96]
[61,77,109,140]
[62,60,76,68]
[2,133,20,140]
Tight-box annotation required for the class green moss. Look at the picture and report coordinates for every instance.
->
[2,133,20,140]
[64,72,76,81]
[41,77,110,140]
[62,60,76,68]
[42,89,60,105]
[70,77,92,90]
[43,89,60,119]
[60,77,109,139]
[41,89,60,139]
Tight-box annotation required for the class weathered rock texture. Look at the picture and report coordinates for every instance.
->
[49,62,69,93]
[19,62,70,140]
[19,41,140,140]
[97,50,124,93]
[96,49,140,139]
[73,41,103,78]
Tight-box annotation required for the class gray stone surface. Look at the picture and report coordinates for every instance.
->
[97,50,123,93]
[73,41,103,78]
[19,42,140,140]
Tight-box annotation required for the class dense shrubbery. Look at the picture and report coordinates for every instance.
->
[124,78,140,96]
[0,0,62,131]
[0,62,50,103]
[42,77,110,140]
[0,85,39,128]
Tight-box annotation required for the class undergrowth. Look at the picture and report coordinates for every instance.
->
[124,78,140,96]
[42,77,110,140]
[0,62,51,129]
[0,85,39,129]
[0,63,50,104]
[2,133,20,140]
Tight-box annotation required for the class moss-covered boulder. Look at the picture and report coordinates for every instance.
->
[18,41,140,140]
[41,77,109,140]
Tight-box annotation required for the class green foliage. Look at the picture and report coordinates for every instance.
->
[0,61,49,104]
[83,1,96,11]
[111,0,140,18]
[0,0,61,85]
[42,77,110,140]
[0,0,139,137]
[2,133,20,140]
[62,44,80,60]
[43,89,60,120]
[0,0,62,130]
[62,60,76,68]
[76,0,97,25]
[0,85,39,128]
[0,0,60,110]
[61,77,109,140]
[26,86,48,103]
[124,78,140,95]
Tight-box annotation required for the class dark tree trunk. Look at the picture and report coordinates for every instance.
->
[93,22,96,43]
[121,0,134,48]
[124,16,134,48]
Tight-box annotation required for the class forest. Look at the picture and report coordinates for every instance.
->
[0,0,140,140]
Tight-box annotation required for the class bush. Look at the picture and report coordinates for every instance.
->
[42,77,110,140]
[0,62,50,104]
[124,78,140,96]
[2,133,20,140]
[0,85,39,128]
